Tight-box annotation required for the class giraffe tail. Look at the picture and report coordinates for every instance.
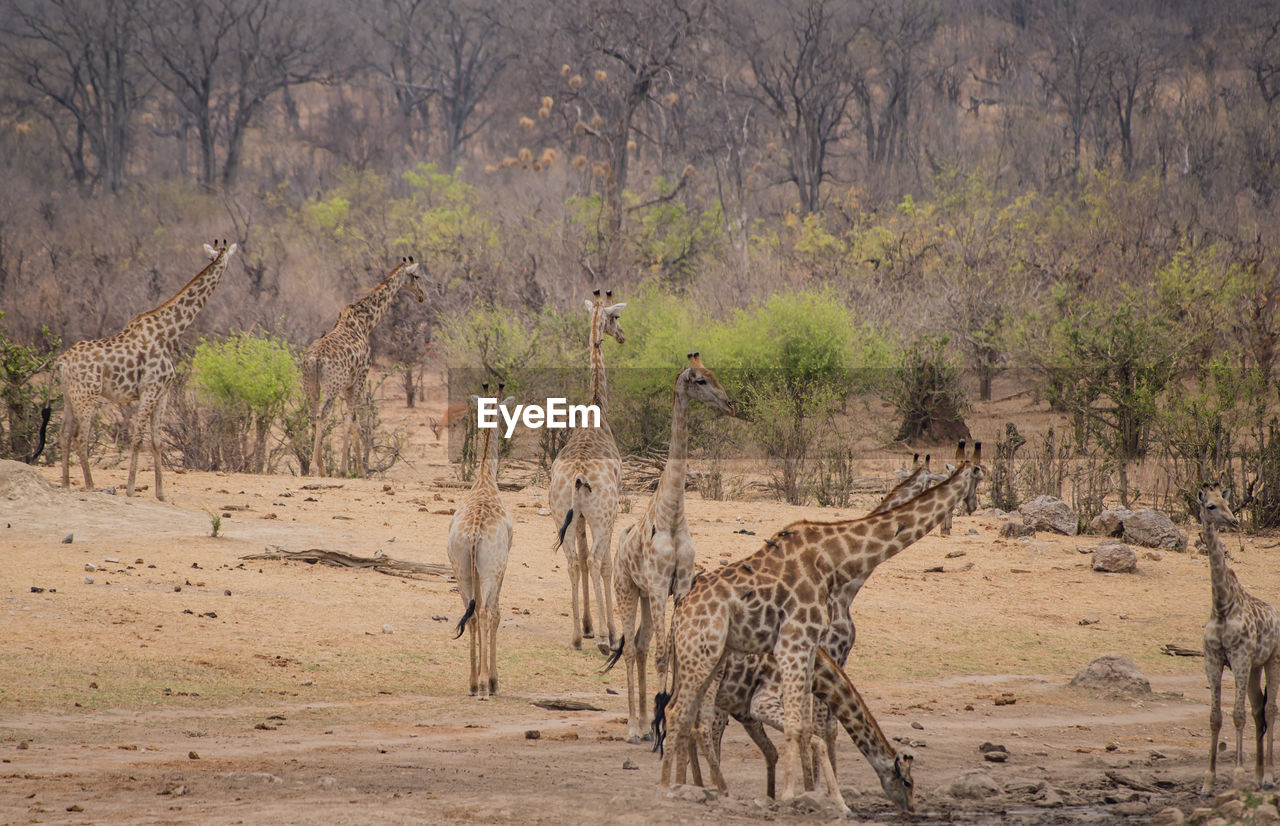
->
[454,599,476,639]
[599,634,625,674]
[651,622,678,755]
[27,406,51,464]
[555,477,591,549]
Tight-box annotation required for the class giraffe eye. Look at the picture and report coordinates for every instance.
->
[695,378,707,385]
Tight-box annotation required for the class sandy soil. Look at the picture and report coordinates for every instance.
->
[0,390,1271,824]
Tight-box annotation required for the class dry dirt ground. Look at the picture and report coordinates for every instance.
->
[0,394,1273,824]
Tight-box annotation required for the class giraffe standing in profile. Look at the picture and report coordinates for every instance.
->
[606,353,734,743]
[302,257,425,477]
[550,290,625,652]
[55,240,237,501]
[448,383,516,698]
[656,445,983,800]
[1199,482,1280,794]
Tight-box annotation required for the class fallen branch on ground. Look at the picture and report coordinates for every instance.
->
[241,545,452,580]
[1160,643,1202,657]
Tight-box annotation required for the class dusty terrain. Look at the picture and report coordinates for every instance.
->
[0,391,1271,824]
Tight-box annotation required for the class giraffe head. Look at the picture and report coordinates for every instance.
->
[585,289,625,344]
[881,751,915,812]
[1197,482,1239,531]
[677,352,734,415]
[955,439,984,514]
[202,239,238,260]
[398,256,426,303]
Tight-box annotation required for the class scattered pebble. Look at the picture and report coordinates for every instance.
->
[382,624,394,634]
[84,563,96,572]
[910,721,924,730]
[188,751,200,760]
[524,730,541,740]
[62,534,73,544]
[622,758,638,770]
[84,576,94,585]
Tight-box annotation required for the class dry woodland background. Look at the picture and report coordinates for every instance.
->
[5,0,1280,822]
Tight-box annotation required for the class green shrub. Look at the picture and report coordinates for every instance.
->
[0,312,60,462]
[189,331,301,473]
[887,334,970,444]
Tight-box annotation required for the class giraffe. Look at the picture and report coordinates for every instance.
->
[605,352,734,743]
[55,240,237,501]
[655,443,983,800]
[1199,481,1280,795]
[448,383,516,698]
[549,290,625,653]
[690,444,969,802]
[301,257,425,477]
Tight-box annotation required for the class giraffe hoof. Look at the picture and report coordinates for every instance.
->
[582,631,595,640]
[596,640,612,656]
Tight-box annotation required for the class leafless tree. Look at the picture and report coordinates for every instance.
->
[140,0,349,189]
[1029,0,1108,178]
[0,0,149,192]
[724,0,861,215]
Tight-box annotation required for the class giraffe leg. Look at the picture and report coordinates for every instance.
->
[589,519,617,653]
[1232,659,1251,787]
[613,566,642,741]
[563,521,586,649]
[576,519,593,641]
[812,734,849,813]
[311,396,333,477]
[488,601,500,697]
[1251,666,1266,788]
[149,394,167,501]
[125,386,163,498]
[339,388,357,478]
[739,718,778,799]
[1203,656,1225,795]
[1265,659,1279,789]
[777,634,817,801]
[633,598,654,743]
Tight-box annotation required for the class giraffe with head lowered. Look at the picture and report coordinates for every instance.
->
[302,257,425,477]
[1199,481,1280,794]
[604,352,734,743]
[686,446,967,805]
[655,443,983,799]
[550,290,625,652]
[448,383,516,698]
[55,240,237,501]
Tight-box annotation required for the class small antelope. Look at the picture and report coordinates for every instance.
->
[429,401,469,441]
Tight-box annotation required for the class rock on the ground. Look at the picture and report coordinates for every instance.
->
[1000,520,1035,538]
[666,784,716,804]
[1254,802,1279,825]
[1019,495,1079,535]
[1090,507,1133,537]
[1123,508,1187,551]
[1069,655,1151,696]
[947,769,1001,799]
[1151,806,1184,826]
[1091,542,1138,573]
[786,791,846,818]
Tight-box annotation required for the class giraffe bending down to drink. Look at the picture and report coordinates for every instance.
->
[549,290,626,652]
[448,384,516,697]
[603,353,734,742]
[655,444,983,800]
[1199,482,1280,794]
[302,257,425,477]
[55,240,237,501]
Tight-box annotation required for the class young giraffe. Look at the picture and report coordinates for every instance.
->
[606,353,734,743]
[55,240,237,501]
[302,257,425,478]
[656,446,983,799]
[550,290,626,652]
[1199,482,1280,794]
[448,383,516,697]
[694,445,968,801]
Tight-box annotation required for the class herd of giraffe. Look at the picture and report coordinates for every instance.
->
[44,244,1280,811]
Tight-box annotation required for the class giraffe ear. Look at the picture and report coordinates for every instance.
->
[604,302,625,314]
[500,395,516,408]
[204,243,217,257]
[584,299,595,312]
[225,242,237,258]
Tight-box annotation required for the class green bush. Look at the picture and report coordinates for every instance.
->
[887,334,970,444]
[0,312,60,462]
[188,331,301,473]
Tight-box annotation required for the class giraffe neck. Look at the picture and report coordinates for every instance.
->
[587,307,609,416]
[815,649,901,787]
[1203,515,1242,617]
[344,265,408,338]
[475,426,500,493]
[130,252,230,341]
[653,376,691,518]
[871,465,926,515]
[827,465,972,584]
